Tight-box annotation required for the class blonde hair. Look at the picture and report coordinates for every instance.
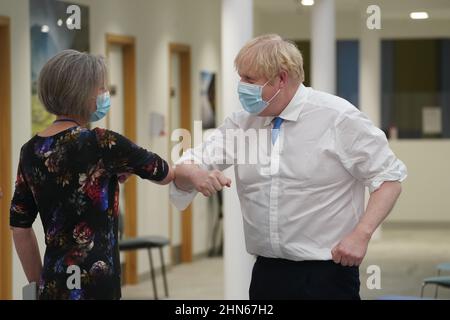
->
[234,34,304,83]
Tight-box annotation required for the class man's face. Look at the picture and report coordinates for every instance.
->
[238,69,281,117]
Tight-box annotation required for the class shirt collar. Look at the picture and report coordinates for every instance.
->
[263,83,308,127]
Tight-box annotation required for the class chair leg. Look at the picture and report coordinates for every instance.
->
[435,270,441,298]
[159,247,169,298]
[420,283,426,298]
[148,248,158,300]
[434,285,439,299]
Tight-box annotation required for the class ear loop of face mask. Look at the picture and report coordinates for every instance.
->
[263,78,281,105]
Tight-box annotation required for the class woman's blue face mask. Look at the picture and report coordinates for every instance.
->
[237,80,280,115]
[90,91,111,122]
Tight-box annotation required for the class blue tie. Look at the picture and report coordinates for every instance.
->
[271,117,284,145]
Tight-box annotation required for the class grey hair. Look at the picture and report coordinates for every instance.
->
[38,49,108,121]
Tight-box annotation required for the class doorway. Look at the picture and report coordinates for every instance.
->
[105,34,138,284]
[168,43,192,264]
[0,16,12,300]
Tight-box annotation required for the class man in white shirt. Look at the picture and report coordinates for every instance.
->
[171,34,407,300]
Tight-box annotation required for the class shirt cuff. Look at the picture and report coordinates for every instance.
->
[367,158,408,193]
[169,181,198,211]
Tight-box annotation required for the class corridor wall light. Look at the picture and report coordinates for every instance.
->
[301,0,314,6]
[410,12,429,19]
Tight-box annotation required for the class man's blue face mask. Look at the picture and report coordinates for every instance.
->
[90,91,111,122]
[237,80,280,114]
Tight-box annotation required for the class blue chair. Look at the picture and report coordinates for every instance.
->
[421,276,450,298]
[118,213,170,300]
[437,262,450,275]
[420,263,450,298]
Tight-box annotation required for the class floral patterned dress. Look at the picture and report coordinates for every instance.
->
[9,126,169,300]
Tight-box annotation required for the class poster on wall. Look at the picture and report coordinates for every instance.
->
[200,71,216,130]
[30,0,90,135]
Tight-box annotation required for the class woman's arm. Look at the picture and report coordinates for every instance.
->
[11,227,42,283]
[96,129,172,185]
[118,164,175,186]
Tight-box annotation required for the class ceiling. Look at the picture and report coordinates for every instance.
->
[254,0,450,19]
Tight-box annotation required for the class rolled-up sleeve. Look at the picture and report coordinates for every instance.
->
[334,110,407,193]
[170,115,239,210]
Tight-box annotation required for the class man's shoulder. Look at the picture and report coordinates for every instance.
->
[308,88,358,114]
[306,87,359,120]
[225,110,263,129]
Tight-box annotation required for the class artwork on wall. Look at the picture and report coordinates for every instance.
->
[30,0,89,135]
[200,71,216,130]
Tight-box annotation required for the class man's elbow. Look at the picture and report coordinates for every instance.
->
[396,182,402,198]
[387,180,402,197]
[377,180,402,196]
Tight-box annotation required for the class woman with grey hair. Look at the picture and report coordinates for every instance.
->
[10,49,173,300]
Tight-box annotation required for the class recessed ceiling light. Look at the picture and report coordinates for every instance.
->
[41,25,49,33]
[301,0,314,6]
[410,12,429,20]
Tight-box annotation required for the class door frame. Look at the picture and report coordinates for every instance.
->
[0,16,12,300]
[105,34,138,284]
[168,43,193,263]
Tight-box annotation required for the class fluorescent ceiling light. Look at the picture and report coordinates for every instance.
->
[301,0,314,6]
[41,25,49,33]
[410,12,429,19]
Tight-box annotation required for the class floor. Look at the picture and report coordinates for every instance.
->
[121,226,450,300]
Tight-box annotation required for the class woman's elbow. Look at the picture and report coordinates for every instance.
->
[157,167,175,185]
[11,226,33,235]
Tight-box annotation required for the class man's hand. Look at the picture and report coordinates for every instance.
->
[173,163,231,196]
[331,228,371,267]
[331,181,402,267]
[190,169,231,197]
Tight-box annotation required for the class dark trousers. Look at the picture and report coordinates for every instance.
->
[249,256,360,300]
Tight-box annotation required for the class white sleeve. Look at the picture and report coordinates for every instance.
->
[334,110,408,193]
[169,115,239,210]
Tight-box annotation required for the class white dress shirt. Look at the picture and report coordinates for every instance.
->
[170,84,407,261]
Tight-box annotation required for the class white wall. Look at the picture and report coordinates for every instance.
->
[1,0,222,299]
[0,0,39,301]
[388,141,450,223]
